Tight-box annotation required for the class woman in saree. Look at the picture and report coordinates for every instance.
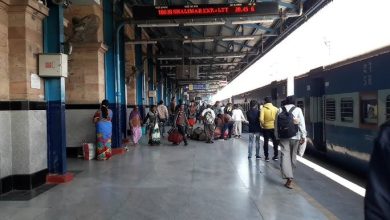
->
[93,99,113,160]
[129,106,142,146]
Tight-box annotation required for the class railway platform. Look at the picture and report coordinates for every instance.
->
[0,134,363,220]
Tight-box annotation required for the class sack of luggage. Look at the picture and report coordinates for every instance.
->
[190,127,203,140]
[198,132,207,141]
[277,106,298,139]
[168,127,183,144]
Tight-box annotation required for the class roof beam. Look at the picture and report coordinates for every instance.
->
[156,51,258,59]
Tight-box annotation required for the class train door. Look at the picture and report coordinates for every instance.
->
[311,77,326,151]
[271,87,278,106]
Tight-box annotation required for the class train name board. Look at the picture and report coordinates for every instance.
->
[132,2,278,20]
[184,84,207,91]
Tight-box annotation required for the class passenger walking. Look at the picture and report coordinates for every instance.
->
[202,105,216,143]
[198,102,206,123]
[215,114,225,139]
[144,105,160,145]
[365,120,390,219]
[246,100,262,159]
[232,104,247,138]
[225,103,233,116]
[129,106,142,146]
[174,104,189,146]
[168,97,176,126]
[275,96,306,189]
[93,99,113,160]
[157,100,169,137]
[260,97,280,161]
[187,101,197,134]
[213,101,223,116]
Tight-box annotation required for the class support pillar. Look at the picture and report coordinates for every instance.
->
[135,26,144,115]
[103,0,121,148]
[44,2,72,182]
[147,45,154,105]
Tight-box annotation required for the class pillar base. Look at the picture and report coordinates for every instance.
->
[46,172,74,184]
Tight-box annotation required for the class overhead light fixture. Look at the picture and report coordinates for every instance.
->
[198,63,237,67]
[231,19,274,25]
[137,23,179,28]
[183,21,225,26]
[183,38,214,43]
[157,57,182,60]
[222,37,255,41]
[126,40,158,45]
[215,55,245,59]
[160,65,176,68]
[189,56,213,59]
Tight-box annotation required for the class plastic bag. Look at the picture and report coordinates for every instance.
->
[297,139,307,156]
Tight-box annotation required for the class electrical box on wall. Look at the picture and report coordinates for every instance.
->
[39,54,68,77]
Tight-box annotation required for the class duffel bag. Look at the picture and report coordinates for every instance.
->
[168,128,183,144]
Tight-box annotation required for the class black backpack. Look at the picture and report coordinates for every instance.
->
[277,106,298,139]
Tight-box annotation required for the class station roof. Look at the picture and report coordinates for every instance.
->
[125,0,330,95]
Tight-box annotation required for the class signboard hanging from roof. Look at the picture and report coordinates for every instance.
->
[132,2,279,20]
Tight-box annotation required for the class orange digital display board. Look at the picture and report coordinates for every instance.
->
[133,3,279,20]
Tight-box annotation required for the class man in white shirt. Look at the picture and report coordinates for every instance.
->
[275,96,307,189]
[232,104,248,138]
[157,100,169,137]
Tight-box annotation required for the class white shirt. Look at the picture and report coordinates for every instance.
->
[157,104,169,119]
[232,109,246,122]
[275,104,307,140]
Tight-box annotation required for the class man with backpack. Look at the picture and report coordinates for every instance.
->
[201,104,216,143]
[260,97,279,162]
[275,96,306,189]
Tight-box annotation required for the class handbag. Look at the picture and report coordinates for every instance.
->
[152,123,160,140]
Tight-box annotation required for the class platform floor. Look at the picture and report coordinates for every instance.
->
[0,134,364,220]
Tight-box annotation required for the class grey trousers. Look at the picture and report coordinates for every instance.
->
[279,139,300,179]
[233,121,242,136]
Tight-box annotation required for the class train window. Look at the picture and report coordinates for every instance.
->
[340,98,354,122]
[361,96,378,124]
[387,95,390,120]
[325,98,336,121]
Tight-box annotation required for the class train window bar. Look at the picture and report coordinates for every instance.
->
[325,98,336,121]
[340,98,354,123]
